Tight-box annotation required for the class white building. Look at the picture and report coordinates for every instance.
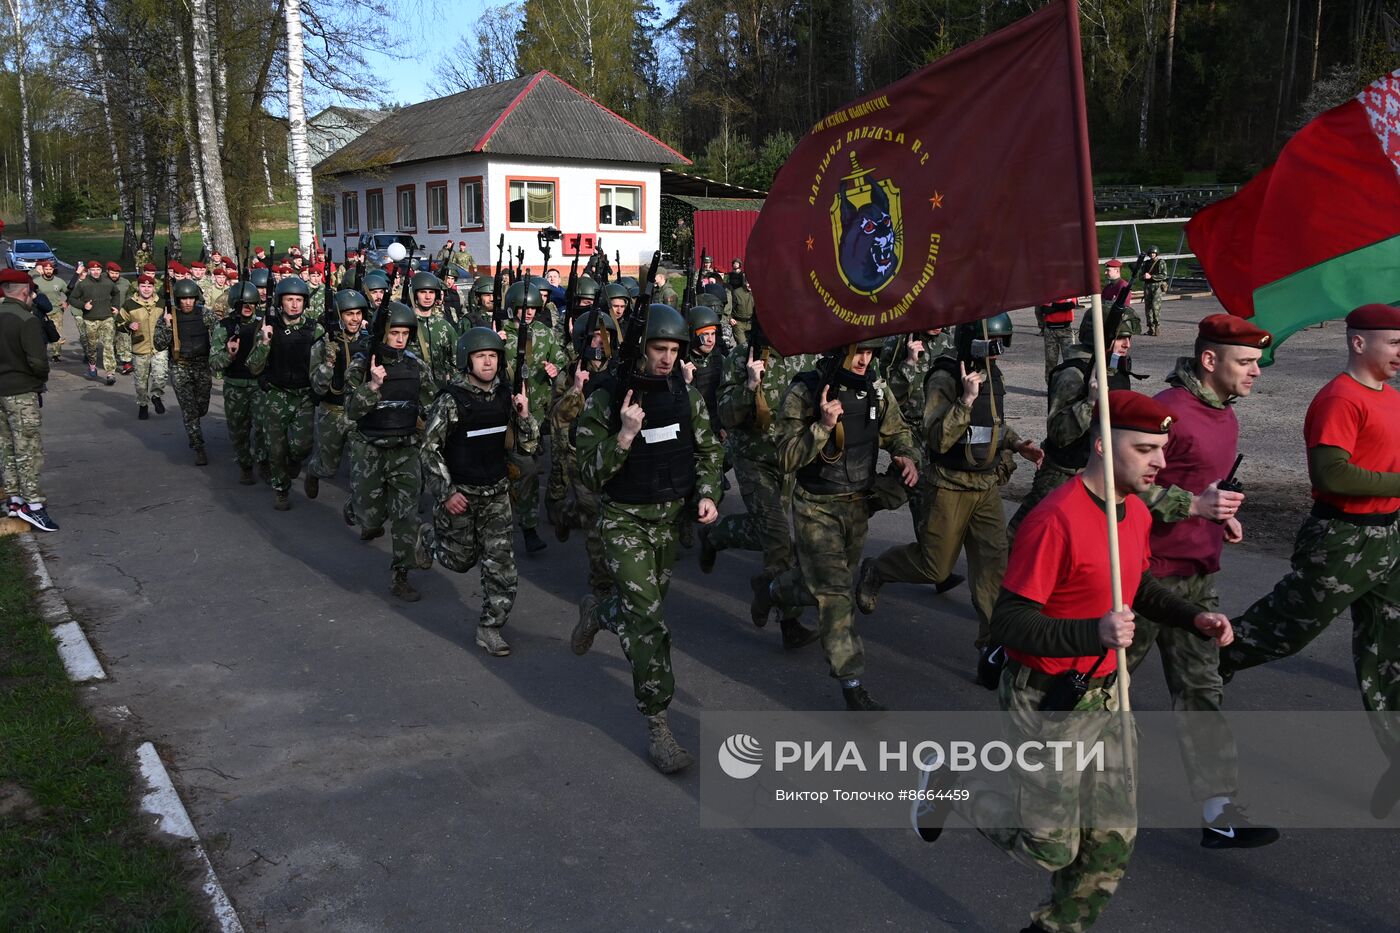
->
[314,72,689,276]
[292,106,389,174]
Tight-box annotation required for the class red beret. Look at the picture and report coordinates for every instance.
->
[1105,258,1123,269]
[190,260,206,270]
[458,241,466,246]
[252,261,266,269]
[86,260,102,269]
[310,263,325,274]
[171,262,188,275]
[142,263,157,273]
[137,274,154,285]
[1094,389,1174,435]
[105,261,122,272]
[254,246,265,254]
[346,250,359,259]
[1197,313,1272,349]
[0,268,34,286]
[1345,303,1400,330]
[37,257,53,266]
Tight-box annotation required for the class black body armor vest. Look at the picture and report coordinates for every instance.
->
[173,311,210,361]
[442,383,512,485]
[929,357,1005,474]
[603,375,697,505]
[793,370,882,495]
[356,351,422,439]
[266,319,316,390]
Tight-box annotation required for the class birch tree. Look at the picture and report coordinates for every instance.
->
[189,0,235,253]
[286,0,314,250]
[4,0,37,234]
[172,26,211,251]
[86,2,135,261]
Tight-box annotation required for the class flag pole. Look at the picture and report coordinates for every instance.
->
[1088,292,1133,722]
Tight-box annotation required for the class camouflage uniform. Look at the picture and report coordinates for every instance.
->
[1008,344,1095,541]
[68,273,119,372]
[210,313,268,471]
[503,317,565,532]
[575,377,724,714]
[117,294,168,407]
[344,349,434,570]
[134,246,152,270]
[769,372,918,680]
[419,376,540,627]
[871,332,953,535]
[1139,255,1168,334]
[0,296,49,504]
[548,363,610,595]
[204,281,229,319]
[728,279,754,348]
[309,328,371,480]
[247,315,325,492]
[412,308,460,395]
[108,274,133,367]
[153,308,218,451]
[33,273,68,359]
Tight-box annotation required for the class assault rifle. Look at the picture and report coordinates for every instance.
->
[369,260,400,347]
[321,248,339,336]
[610,250,663,405]
[681,245,700,310]
[562,233,582,332]
[748,310,775,430]
[263,240,279,325]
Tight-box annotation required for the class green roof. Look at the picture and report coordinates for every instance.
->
[662,194,766,211]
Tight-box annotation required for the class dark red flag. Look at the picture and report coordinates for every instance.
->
[747,0,1097,355]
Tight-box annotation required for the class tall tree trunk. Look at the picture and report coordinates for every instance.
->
[1311,0,1323,83]
[87,5,136,263]
[5,0,37,234]
[285,0,314,250]
[165,151,183,258]
[190,0,235,253]
[1274,0,1294,140]
[1138,0,1159,152]
[173,27,212,252]
[261,125,275,203]
[134,113,155,247]
[1164,0,1178,109]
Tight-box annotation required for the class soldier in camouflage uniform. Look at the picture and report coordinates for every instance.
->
[33,259,67,361]
[726,261,754,348]
[1007,313,1139,542]
[134,240,153,271]
[570,304,724,774]
[1137,247,1167,336]
[307,290,373,496]
[701,335,820,650]
[152,280,218,465]
[247,276,324,509]
[1037,297,1077,385]
[676,304,726,549]
[1219,304,1400,819]
[760,338,920,710]
[68,260,119,383]
[345,302,434,601]
[408,271,461,395]
[211,279,270,485]
[205,265,230,319]
[0,268,58,531]
[549,312,619,595]
[501,280,565,554]
[856,313,1043,690]
[414,327,537,655]
[465,276,497,329]
[105,263,134,374]
[116,273,168,419]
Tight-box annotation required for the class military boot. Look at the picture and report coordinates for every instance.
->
[138,405,149,420]
[855,558,883,615]
[258,460,272,485]
[412,522,435,570]
[274,491,290,511]
[152,396,165,414]
[475,626,510,657]
[304,473,320,499]
[645,711,694,775]
[360,525,384,542]
[571,594,601,655]
[749,574,773,628]
[780,618,819,650]
[194,448,208,466]
[523,527,547,554]
[678,518,694,550]
[238,465,256,486]
[842,683,888,712]
[391,569,420,602]
[697,525,718,574]
[545,496,564,529]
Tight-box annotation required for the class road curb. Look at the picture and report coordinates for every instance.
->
[16,535,243,932]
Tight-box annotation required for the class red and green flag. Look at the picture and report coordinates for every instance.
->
[1187,68,1400,363]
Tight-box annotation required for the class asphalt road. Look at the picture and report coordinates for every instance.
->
[26,298,1400,932]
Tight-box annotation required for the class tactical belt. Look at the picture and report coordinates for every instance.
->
[1007,659,1118,694]
[1310,503,1399,526]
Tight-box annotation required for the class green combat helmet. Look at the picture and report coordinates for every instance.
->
[470,276,495,300]
[455,325,506,371]
[381,301,418,341]
[504,280,544,310]
[854,334,886,350]
[645,304,689,350]
[173,279,203,301]
[248,268,271,290]
[572,309,619,360]
[227,282,260,312]
[574,276,601,302]
[360,270,390,294]
[601,282,630,307]
[686,305,721,339]
[274,276,310,299]
[335,289,370,314]
[410,271,443,295]
[953,311,1013,363]
[1078,306,1140,346]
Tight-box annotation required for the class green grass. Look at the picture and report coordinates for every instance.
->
[0,537,206,931]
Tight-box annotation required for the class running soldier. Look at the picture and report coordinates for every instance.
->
[247,276,324,509]
[1037,296,1077,384]
[408,271,460,395]
[212,280,269,485]
[153,280,218,465]
[106,262,134,375]
[501,280,565,554]
[68,259,119,384]
[116,273,168,420]
[307,290,373,494]
[414,327,537,656]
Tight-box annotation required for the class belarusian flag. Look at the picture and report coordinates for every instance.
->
[1187,68,1400,363]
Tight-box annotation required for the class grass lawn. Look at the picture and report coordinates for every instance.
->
[0,536,206,931]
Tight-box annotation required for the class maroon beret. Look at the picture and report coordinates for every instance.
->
[1094,389,1174,435]
[142,263,157,273]
[0,268,34,286]
[1197,313,1272,348]
[190,260,206,270]
[1345,304,1400,330]
[86,260,102,269]
[1105,258,1123,269]
[105,261,122,272]
[137,274,154,285]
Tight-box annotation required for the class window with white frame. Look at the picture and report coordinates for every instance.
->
[397,185,417,231]
[508,179,556,226]
[366,189,384,230]
[320,201,337,237]
[342,192,360,234]
[460,177,483,228]
[427,182,448,231]
[598,183,642,228]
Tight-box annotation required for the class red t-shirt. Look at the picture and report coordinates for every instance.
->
[1003,477,1152,676]
[1303,373,1400,514]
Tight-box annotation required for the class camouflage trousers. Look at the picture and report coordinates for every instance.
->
[509,445,542,530]
[546,424,570,506]
[708,454,795,580]
[114,327,133,365]
[1126,572,1237,801]
[222,379,265,469]
[261,386,315,492]
[1043,326,1074,385]
[1220,514,1400,761]
[348,436,421,572]
[596,500,682,715]
[131,352,168,407]
[772,488,866,679]
[1144,284,1165,333]
[874,480,1008,647]
[957,670,1135,933]
[565,478,610,596]
[45,309,65,356]
[424,485,517,627]
[1007,462,1078,544]
[310,403,352,479]
[170,359,211,450]
[78,318,115,372]
[0,392,44,503]
[868,465,925,540]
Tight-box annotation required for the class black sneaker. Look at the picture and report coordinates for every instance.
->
[152,396,165,414]
[842,684,887,712]
[697,526,718,574]
[14,503,59,532]
[749,574,773,628]
[976,645,1006,691]
[1201,804,1280,849]
[138,405,149,420]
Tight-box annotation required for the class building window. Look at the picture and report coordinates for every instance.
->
[342,192,359,235]
[508,178,556,226]
[366,188,384,231]
[397,184,417,232]
[459,176,483,229]
[319,201,337,237]
[427,181,449,232]
[598,182,643,229]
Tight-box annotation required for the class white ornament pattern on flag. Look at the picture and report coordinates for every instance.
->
[1358,67,1400,179]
